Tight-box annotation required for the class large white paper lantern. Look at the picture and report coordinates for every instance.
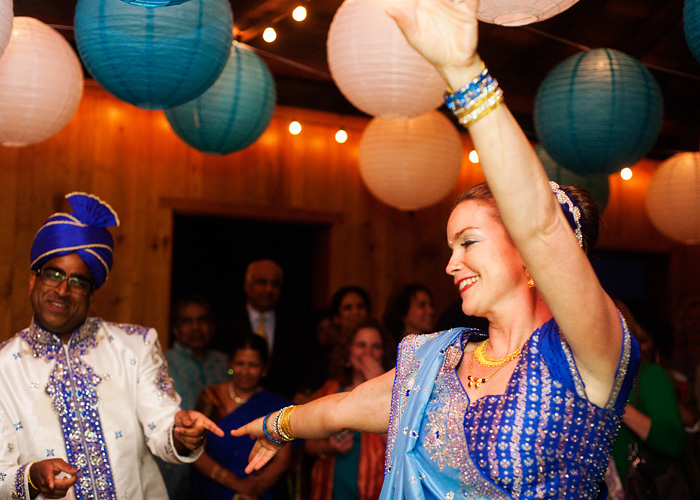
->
[359,111,463,210]
[645,152,700,245]
[0,17,83,147]
[0,0,12,58]
[478,0,579,26]
[327,0,445,119]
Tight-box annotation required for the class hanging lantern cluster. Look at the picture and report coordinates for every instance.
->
[645,152,700,245]
[327,0,445,119]
[534,48,663,176]
[0,17,83,147]
[165,42,277,155]
[74,0,233,110]
[359,111,463,211]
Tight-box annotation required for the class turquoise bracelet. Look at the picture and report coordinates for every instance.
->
[262,412,284,445]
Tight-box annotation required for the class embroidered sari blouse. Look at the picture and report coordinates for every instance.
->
[382,317,639,500]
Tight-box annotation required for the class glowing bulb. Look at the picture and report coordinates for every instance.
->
[469,150,479,163]
[262,27,277,43]
[620,167,633,180]
[335,129,348,143]
[289,121,302,135]
[292,6,307,22]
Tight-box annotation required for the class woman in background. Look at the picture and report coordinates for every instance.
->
[383,283,435,344]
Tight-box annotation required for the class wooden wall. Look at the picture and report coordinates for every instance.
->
[1,81,698,344]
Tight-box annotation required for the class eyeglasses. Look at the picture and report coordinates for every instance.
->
[36,268,94,295]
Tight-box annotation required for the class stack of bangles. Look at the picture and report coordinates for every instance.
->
[444,65,503,127]
[262,405,297,445]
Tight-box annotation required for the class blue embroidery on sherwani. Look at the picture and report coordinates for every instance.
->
[15,462,28,500]
[21,318,117,500]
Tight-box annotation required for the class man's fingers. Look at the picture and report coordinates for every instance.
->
[201,415,224,437]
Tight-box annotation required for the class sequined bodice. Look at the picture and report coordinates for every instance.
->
[383,318,639,500]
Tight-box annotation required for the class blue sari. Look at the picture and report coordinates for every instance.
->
[382,317,639,500]
[194,390,291,500]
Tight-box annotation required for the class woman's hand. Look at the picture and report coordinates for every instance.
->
[386,0,481,78]
[231,415,286,474]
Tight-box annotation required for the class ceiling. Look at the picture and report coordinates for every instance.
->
[12,0,700,159]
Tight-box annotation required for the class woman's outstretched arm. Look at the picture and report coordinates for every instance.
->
[232,369,395,473]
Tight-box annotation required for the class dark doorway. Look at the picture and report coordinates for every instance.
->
[171,214,330,334]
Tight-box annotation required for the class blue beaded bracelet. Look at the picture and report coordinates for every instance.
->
[262,412,284,445]
[444,67,499,117]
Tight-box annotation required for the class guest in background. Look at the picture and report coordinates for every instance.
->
[330,286,371,338]
[193,334,293,500]
[305,319,394,500]
[383,283,435,344]
[217,259,317,400]
[160,294,230,500]
[611,299,687,496]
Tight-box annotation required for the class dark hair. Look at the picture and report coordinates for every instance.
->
[383,283,433,342]
[454,181,600,253]
[230,334,270,366]
[327,318,395,386]
[330,285,372,317]
[171,293,213,328]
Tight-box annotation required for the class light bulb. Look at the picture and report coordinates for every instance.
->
[292,6,307,22]
[620,167,633,180]
[262,27,276,43]
[289,121,302,135]
[469,150,479,163]
[335,129,348,143]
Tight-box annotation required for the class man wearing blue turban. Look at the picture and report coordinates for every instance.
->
[0,193,224,500]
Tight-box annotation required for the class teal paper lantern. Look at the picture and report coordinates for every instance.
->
[534,48,663,175]
[535,145,610,211]
[74,0,233,110]
[121,1,191,6]
[685,0,700,65]
[164,43,276,155]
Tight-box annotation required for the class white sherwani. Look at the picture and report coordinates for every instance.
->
[0,318,200,500]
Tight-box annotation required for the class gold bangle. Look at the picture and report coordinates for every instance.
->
[458,88,504,127]
[26,462,38,491]
[277,405,298,441]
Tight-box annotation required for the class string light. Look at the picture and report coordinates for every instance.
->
[262,27,276,43]
[620,167,633,180]
[335,129,347,143]
[292,6,307,22]
[469,150,479,163]
[289,121,302,135]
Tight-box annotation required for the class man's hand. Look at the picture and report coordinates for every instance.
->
[173,410,224,454]
[28,459,78,499]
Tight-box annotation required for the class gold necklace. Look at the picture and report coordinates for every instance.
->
[474,339,522,367]
[228,382,247,404]
[467,344,521,390]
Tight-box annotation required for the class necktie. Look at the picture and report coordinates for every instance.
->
[255,316,267,341]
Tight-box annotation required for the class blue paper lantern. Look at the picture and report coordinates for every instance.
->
[534,48,663,175]
[684,0,700,65]
[74,0,233,110]
[164,43,277,155]
[535,145,610,211]
[120,1,191,6]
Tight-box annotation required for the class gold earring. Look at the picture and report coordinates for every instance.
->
[525,268,535,288]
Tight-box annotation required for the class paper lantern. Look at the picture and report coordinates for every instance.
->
[74,0,232,110]
[478,0,579,26]
[685,0,700,65]
[535,145,610,211]
[165,42,276,155]
[327,0,445,119]
[0,17,83,147]
[645,152,700,245]
[121,0,191,6]
[0,0,11,58]
[534,48,663,175]
[359,111,463,210]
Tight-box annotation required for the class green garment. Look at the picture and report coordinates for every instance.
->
[612,362,685,481]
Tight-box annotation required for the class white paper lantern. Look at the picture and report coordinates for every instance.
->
[645,152,700,245]
[0,0,12,58]
[478,0,579,26]
[359,111,463,210]
[0,17,83,147]
[327,0,445,119]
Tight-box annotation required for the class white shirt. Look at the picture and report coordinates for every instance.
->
[246,305,276,351]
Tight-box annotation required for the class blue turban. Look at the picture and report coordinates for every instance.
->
[30,192,120,289]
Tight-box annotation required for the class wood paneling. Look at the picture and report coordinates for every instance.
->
[1,82,698,344]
